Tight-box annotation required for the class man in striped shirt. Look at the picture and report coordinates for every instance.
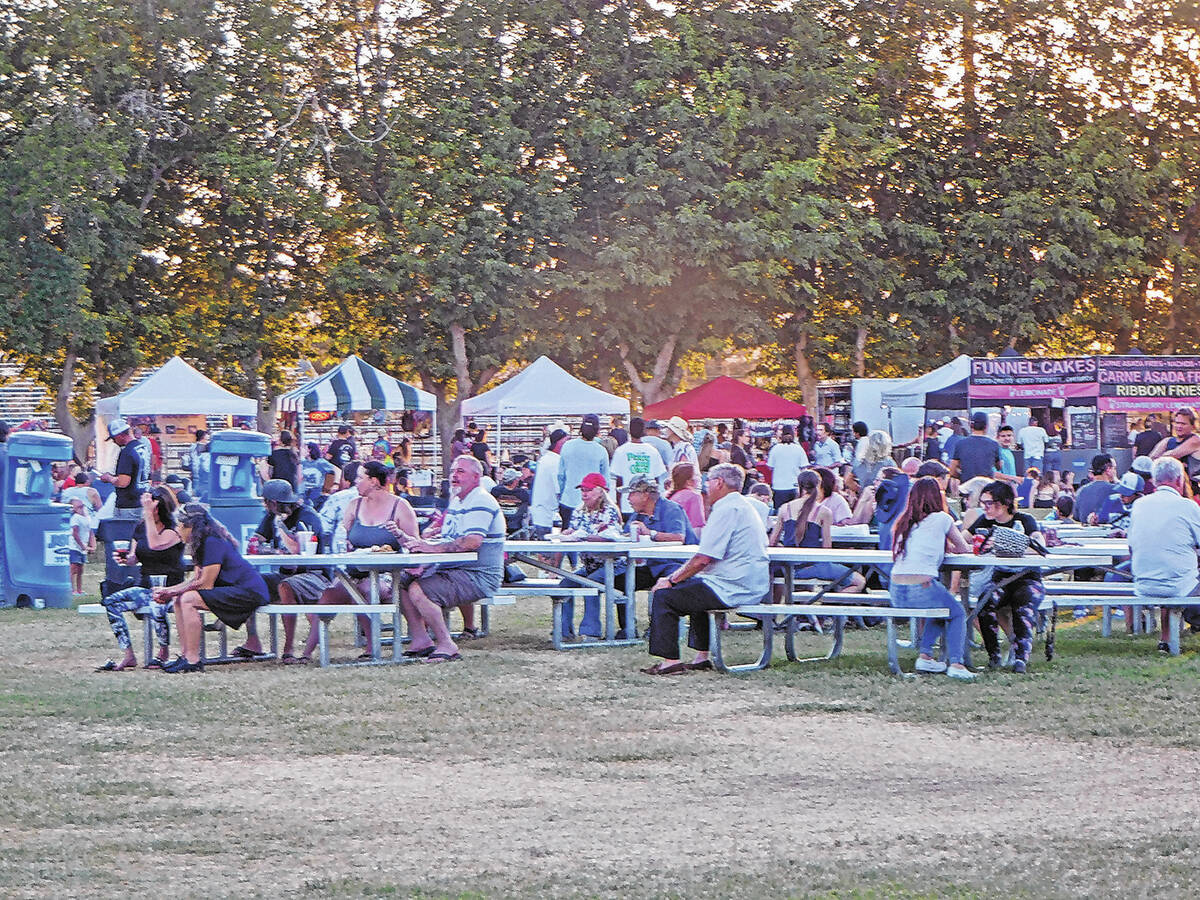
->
[400,455,505,662]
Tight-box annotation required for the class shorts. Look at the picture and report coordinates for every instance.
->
[199,586,268,629]
[412,568,489,609]
[69,550,86,565]
[283,572,331,604]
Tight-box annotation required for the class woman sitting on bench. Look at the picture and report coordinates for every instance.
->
[153,504,269,674]
[95,487,185,671]
[890,476,974,680]
[768,469,866,601]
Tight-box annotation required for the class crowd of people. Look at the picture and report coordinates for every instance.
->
[72,403,1200,676]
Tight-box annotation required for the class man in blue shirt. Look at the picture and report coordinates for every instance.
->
[590,474,698,639]
[557,414,610,521]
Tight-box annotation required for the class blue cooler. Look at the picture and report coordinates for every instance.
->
[0,432,75,609]
[207,430,270,553]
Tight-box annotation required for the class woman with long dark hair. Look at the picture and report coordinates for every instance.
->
[769,469,865,600]
[152,504,269,673]
[95,486,185,671]
[890,476,974,679]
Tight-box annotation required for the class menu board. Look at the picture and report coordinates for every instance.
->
[1069,410,1098,449]
[1101,413,1129,449]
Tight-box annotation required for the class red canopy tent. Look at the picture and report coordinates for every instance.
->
[641,376,806,420]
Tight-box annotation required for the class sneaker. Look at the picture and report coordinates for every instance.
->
[1112,608,1125,618]
[914,656,948,674]
[946,664,976,681]
[896,639,914,649]
[1157,641,1171,654]
[1072,607,1089,619]
[161,656,204,674]
[1012,659,1027,674]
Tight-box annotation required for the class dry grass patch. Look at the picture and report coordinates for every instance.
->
[1,597,1198,897]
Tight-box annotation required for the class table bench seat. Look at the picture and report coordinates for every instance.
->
[710,596,951,675]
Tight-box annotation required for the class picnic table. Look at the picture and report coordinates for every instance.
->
[503,538,681,647]
[246,550,476,665]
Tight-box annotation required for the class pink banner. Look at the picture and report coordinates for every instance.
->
[970,382,1099,401]
[1099,395,1200,413]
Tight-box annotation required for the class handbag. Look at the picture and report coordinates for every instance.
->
[990,525,1047,558]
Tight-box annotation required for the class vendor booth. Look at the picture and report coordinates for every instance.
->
[641,376,806,420]
[94,356,258,473]
[275,354,440,484]
[460,356,630,459]
[879,355,970,442]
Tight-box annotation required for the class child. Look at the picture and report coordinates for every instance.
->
[69,497,91,596]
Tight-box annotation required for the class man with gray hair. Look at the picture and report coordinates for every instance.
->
[641,463,769,675]
[1129,456,1200,652]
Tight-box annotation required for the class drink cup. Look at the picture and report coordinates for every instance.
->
[302,535,318,556]
[32,598,45,610]
[150,575,167,589]
[639,532,653,544]
[112,540,131,563]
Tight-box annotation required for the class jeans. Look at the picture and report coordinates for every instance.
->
[889,579,965,665]
[558,565,657,639]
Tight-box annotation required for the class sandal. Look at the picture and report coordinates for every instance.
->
[281,654,310,666]
[458,628,480,641]
[231,646,260,659]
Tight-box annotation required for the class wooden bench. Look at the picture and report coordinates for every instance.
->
[708,594,952,675]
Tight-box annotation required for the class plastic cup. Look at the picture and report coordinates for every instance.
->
[112,540,131,563]
[302,535,318,556]
[150,575,167,589]
[32,598,45,610]
[639,533,653,544]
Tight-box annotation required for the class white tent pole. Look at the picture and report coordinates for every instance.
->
[496,411,503,471]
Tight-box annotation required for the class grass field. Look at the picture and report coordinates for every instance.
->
[2,562,1200,898]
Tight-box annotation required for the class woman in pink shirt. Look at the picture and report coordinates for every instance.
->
[666,462,706,534]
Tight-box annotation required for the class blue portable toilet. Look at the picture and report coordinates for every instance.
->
[0,432,75,609]
[207,430,270,553]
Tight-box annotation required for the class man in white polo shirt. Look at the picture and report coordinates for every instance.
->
[641,463,769,675]
[1129,456,1200,652]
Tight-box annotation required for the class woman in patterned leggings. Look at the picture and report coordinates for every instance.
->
[96,487,185,671]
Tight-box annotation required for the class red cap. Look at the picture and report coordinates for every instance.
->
[577,472,609,492]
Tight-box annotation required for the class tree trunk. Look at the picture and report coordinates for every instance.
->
[619,331,679,407]
[53,351,94,462]
[854,326,868,377]
[794,332,818,414]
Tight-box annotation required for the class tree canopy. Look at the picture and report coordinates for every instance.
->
[0,0,1197,446]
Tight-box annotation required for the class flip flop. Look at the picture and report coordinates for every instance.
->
[425,651,463,663]
[402,645,435,658]
[281,654,310,666]
[685,659,713,671]
[231,646,260,659]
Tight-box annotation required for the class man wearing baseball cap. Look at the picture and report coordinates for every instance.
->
[556,414,610,520]
[642,420,673,470]
[531,428,569,536]
[100,418,151,519]
[1090,470,1144,530]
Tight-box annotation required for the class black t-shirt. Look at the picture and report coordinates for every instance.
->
[132,520,185,586]
[115,440,151,508]
[491,485,531,530]
[268,447,299,487]
[967,512,1041,580]
[1134,429,1161,457]
[327,438,356,467]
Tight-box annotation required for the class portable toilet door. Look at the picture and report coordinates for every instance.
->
[207,430,271,553]
[0,432,76,609]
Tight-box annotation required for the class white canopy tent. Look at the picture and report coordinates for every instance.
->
[94,356,257,469]
[879,355,971,408]
[460,356,630,457]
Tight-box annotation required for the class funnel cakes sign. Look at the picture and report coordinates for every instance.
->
[969,356,1098,402]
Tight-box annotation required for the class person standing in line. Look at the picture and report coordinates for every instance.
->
[531,429,568,535]
[810,422,842,468]
[326,424,357,468]
[609,417,668,517]
[99,418,151,519]
[1018,414,1048,474]
[949,413,1008,484]
[265,430,301,488]
[557,415,611,525]
[662,416,700,472]
[766,424,809,507]
[643,420,674,470]
[997,425,1019,477]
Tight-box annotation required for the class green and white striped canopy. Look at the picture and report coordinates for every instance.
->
[276,356,436,413]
